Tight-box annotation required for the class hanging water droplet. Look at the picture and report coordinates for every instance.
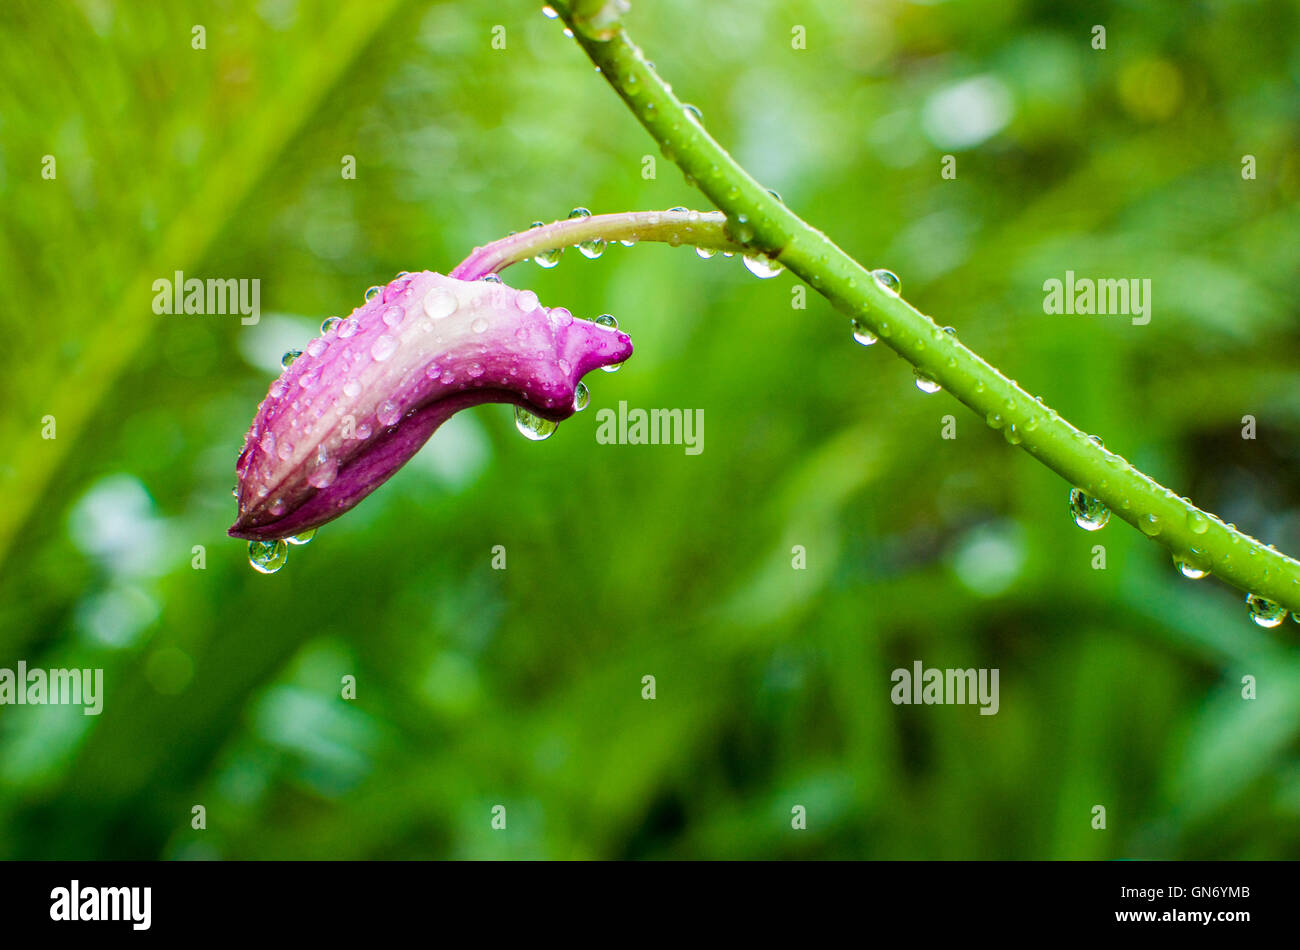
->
[281,349,302,368]
[364,285,382,303]
[871,268,901,296]
[482,273,502,283]
[850,319,877,346]
[696,246,716,260]
[1173,553,1208,579]
[574,381,590,411]
[1069,488,1109,530]
[320,316,340,334]
[534,246,562,268]
[287,529,316,546]
[514,406,557,441]
[248,539,288,574]
[1247,593,1286,628]
[595,313,618,329]
[914,370,941,394]
[579,237,605,259]
[743,254,783,279]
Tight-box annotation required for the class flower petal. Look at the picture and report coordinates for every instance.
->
[229,271,632,540]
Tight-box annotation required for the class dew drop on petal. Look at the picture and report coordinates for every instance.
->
[343,380,362,398]
[320,316,341,334]
[306,338,329,358]
[423,288,458,321]
[1069,488,1109,530]
[377,400,402,426]
[471,318,488,334]
[281,349,302,368]
[338,317,359,339]
[248,540,288,574]
[594,313,618,330]
[364,285,382,303]
[371,334,397,362]
[517,289,540,312]
[382,305,405,327]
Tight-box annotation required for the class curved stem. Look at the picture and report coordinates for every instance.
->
[550,1,1300,614]
[451,209,742,280]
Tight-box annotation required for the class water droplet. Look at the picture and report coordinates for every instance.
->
[534,246,562,268]
[850,319,877,346]
[541,4,557,18]
[743,254,783,279]
[517,289,540,312]
[371,334,397,362]
[696,246,716,260]
[382,305,405,327]
[579,237,605,259]
[248,540,288,574]
[355,422,372,440]
[471,317,488,333]
[1139,513,1162,537]
[320,316,341,334]
[1173,553,1208,579]
[467,362,486,379]
[482,273,502,283]
[569,207,592,219]
[1069,488,1109,530]
[1247,593,1286,628]
[1187,510,1209,535]
[281,349,302,368]
[377,400,402,426]
[383,279,410,303]
[1003,424,1022,445]
[871,269,901,296]
[337,317,359,339]
[364,285,382,303]
[343,380,362,398]
[306,338,329,358]
[594,313,618,329]
[574,381,590,411]
[514,406,557,441]
[914,370,941,394]
[684,103,702,119]
[423,288,458,320]
[287,529,315,546]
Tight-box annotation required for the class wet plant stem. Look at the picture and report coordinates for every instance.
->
[527,2,1300,615]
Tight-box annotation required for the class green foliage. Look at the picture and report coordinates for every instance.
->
[0,0,1298,859]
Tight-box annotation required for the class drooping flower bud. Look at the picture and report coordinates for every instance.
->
[229,271,632,541]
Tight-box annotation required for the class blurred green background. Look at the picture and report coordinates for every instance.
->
[1,0,1299,859]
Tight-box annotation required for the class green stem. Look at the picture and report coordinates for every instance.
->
[550,1,1300,616]
[451,209,740,279]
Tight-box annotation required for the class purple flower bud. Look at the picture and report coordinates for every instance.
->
[229,271,632,541]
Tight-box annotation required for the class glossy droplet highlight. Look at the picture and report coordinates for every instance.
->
[514,406,557,441]
[1069,488,1109,531]
[281,349,302,369]
[371,334,397,362]
[743,254,783,279]
[871,269,901,296]
[364,285,382,303]
[574,381,590,411]
[320,316,341,334]
[850,319,877,346]
[1173,553,1208,579]
[382,305,405,327]
[595,313,618,329]
[1247,593,1286,628]
[248,539,288,574]
[914,370,941,394]
[423,288,458,320]
[287,529,315,546]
